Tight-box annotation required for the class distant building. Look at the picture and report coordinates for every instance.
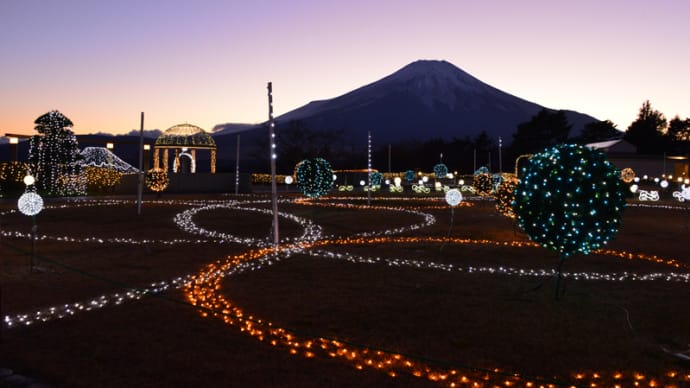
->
[586,138,688,179]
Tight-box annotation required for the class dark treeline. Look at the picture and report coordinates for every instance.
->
[247,100,690,175]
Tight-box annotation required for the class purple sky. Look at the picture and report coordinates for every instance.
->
[2,0,688,136]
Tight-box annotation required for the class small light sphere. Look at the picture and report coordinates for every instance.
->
[359,180,366,186]
[23,174,35,186]
[445,188,463,206]
[660,180,669,188]
[284,176,293,185]
[394,177,402,186]
[458,179,465,185]
[385,179,390,185]
[18,192,44,216]
[332,174,337,181]
[417,179,423,185]
[422,176,429,183]
[630,184,639,193]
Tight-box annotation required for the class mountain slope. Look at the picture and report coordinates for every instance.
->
[276,60,597,143]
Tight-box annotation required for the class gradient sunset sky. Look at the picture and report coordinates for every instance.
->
[2,0,688,136]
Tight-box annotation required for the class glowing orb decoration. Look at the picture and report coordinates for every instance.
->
[284,175,293,185]
[360,180,366,186]
[404,170,415,182]
[422,176,429,183]
[18,192,43,216]
[295,158,333,198]
[620,167,635,183]
[660,180,669,189]
[472,173,493,197]
[393,177,401,186]
[145,168,169,192]
[370,172,383,186]
[433,163,448,179]
[513,144,627,257]
[630,184,639,193]
[445,188,462,206]
[23,174,35,186]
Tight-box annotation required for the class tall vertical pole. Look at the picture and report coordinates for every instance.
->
[499,136,503,174]
[235,134,241,195]
[268,82,279,246]
[367,131,372,207]
[137,112,144,216]
[388,144,391,173]
[473,148,477,172]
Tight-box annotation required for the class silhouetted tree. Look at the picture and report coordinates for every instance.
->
[667,115,690,142]
[572,120,622,144]
[667,115,690,154]
[623,100,667,154]
[510,109,571,155]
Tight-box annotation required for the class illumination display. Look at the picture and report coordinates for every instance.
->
[472,173,493,197]
[444,188,462,206]
[620,167,635,183]
[514,144,626,257]
[433,163,448,179]
[145,168,169,192]
[638,190,659,201]
[404,170,415,182]
[1,196,688,387]
[79,147,139,173]
[296,158,334,198]
[18,192,44,216]
[370,171,383,187]
[28,110,86,196]
[494,175,519,218]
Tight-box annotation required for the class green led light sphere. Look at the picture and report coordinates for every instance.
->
[296,158,334,198]
[513,144,626,258]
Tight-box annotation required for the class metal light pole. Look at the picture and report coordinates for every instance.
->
[235,134,240,195]
[268,82,279,246]
[367,131,372,207]
[137,112,144,216]
[499,136,503,174]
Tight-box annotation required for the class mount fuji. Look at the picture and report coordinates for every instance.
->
[259,59,597,143]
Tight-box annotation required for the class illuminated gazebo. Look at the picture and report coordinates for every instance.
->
[153,123,217,174]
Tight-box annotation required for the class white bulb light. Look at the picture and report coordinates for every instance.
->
[24,174,36,186]
[660,180,669,188]
[18,192,44,216]
[394,177,401,186]
[284,176,293,185]
[445,188,463,206]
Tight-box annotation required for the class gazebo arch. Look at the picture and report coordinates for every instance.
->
[153,123,217,174]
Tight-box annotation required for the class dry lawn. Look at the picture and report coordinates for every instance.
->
[0,193,689,387]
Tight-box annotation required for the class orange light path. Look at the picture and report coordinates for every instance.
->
[184,237,690,387]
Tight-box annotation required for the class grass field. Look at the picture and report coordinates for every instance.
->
[1,194,689,387]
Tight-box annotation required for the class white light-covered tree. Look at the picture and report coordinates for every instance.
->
[28,110,85,196]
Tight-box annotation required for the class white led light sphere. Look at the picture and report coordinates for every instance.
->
[422,176,429,183]
[660,180,669,188]
[23,174,35,186]
[18,192,43,216]
[445,188,463,206]
[284,176,293,185]
[630,184,639,193]
[359,180,365,186]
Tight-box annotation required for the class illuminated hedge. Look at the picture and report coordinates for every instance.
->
[296,158,333,198]
[513,144,626,258]
[494,175,519,218]
[84,166,124,192]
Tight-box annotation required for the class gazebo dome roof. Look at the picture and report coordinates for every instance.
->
[155,123,216,148]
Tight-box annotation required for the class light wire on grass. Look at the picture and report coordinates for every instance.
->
[0,240,579,388]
